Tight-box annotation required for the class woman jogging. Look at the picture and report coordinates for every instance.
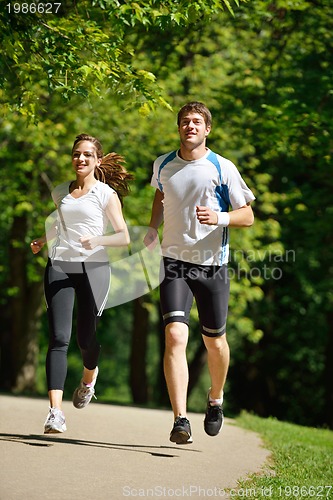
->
[31,133,132,434]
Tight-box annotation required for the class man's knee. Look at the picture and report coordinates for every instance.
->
[204,333,229,353]
[165,322,188,349]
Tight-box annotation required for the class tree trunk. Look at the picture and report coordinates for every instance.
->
[0,304,11,390]
[129,297,149,404]
[2,214,44,392]
[324,311,333,429]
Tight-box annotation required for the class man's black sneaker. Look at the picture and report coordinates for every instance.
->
[204,400,224,436]
[170,416,193,445]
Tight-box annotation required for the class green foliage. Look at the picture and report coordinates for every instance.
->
[223,0,333,427]
[121,0,333,426]
[0,0,332,428]
[0,0,246,121]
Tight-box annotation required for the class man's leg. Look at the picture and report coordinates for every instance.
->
[164,321,189,418]
[164,321,193,444]
[160,258,193,443]
[202,333,230,400]
[201,333,229,436]
[192,264,230,436]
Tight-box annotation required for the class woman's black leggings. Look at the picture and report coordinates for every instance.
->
[44,259,110,391]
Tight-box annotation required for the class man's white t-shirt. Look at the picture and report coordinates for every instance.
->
[48,180,115,262]
[151,148,255,266]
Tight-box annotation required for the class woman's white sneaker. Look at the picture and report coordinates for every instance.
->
[72,367,99,409]
[44,407,67,434]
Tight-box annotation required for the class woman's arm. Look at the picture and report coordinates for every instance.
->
[30,206,59,254]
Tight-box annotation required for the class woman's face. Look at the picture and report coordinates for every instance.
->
[71,140,101,176]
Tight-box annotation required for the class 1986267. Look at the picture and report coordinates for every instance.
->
[6,3,61,14]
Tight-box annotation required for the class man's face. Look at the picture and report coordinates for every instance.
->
[178,112,211,150]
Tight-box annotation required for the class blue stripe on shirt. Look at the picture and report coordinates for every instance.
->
[206,151,231,212]
[157,151,177,191]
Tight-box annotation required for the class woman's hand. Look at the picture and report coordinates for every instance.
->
[30,237,45,254]
[79,235,100,250]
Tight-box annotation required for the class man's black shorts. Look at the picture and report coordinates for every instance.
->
[160,257,230,337]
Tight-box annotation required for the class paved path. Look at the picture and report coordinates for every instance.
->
[0,395,270,499]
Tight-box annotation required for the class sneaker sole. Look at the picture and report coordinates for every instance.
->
[72,387,95,409]
[170,430,193,445]
[204,418,224,436]
[44,426,66,434]
[72,398,93,409]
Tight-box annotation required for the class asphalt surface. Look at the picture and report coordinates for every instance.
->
[0,394,270,499]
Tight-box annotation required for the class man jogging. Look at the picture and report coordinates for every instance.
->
[145,102,255,444]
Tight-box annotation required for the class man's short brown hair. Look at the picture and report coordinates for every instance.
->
[177,102,212,128]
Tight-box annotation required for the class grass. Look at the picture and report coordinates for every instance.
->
[234,412,333,499]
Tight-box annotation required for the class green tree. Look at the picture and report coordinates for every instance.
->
[0,0,245,121]
[119,0,333,426]
[0,0,246,393]
[195,0,333,427]
[223,0,333,428]
[2,0,331,430]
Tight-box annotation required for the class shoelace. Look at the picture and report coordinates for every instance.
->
[77,384,97,400]
[48,408,64,423]
[207,405,222,421]
[174,417,189,426]
[49,411,57,422]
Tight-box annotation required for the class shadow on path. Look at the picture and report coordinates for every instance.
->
[0,433,202,458]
